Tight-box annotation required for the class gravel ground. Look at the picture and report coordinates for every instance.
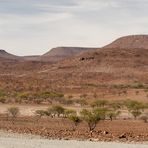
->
[0,131,148,148]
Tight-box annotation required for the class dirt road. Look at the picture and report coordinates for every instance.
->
[0,131,148,148]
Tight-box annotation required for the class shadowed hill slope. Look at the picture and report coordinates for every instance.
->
[0,49,19,59]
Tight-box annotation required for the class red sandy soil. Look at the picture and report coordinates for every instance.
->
[0,116,148,142]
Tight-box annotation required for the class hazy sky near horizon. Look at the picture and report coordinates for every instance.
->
[0,0,148,56]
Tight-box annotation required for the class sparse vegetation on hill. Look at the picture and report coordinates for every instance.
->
[0,35,148,141]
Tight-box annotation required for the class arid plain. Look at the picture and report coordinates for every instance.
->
[0,35,148,142]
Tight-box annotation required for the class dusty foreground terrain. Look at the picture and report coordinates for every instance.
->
[0,116,148,142]
[0,131,148,148]
[0,35,148,147]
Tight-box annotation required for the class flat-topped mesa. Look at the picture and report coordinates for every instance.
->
[43,47,96,56]
[42,46,97,62]
[104,35,148,49]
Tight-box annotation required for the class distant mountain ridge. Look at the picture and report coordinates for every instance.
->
[0,47,96,62]
[1,35,148,63]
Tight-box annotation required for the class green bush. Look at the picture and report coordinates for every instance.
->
[68,115,81,130]
[124,100,145,119]
[65,109,76,117]
[48,105,65,117]
[7,107,20,118]
[0,90,6,97]
[40,92,64,99]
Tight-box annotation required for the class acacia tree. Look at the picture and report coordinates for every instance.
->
[80,109,101,132]
[109,101,124,111]
[125,100,145,119]
[107,111,121,121]
[131,110,142,119]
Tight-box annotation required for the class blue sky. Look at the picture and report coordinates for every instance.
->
[0,0,148,55]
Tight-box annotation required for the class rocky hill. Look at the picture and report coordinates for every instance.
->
[32,35,148,89]
[0,49,19,59]
[42,47,97,62]
[0,35,148,100]
[104,35,148,49]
